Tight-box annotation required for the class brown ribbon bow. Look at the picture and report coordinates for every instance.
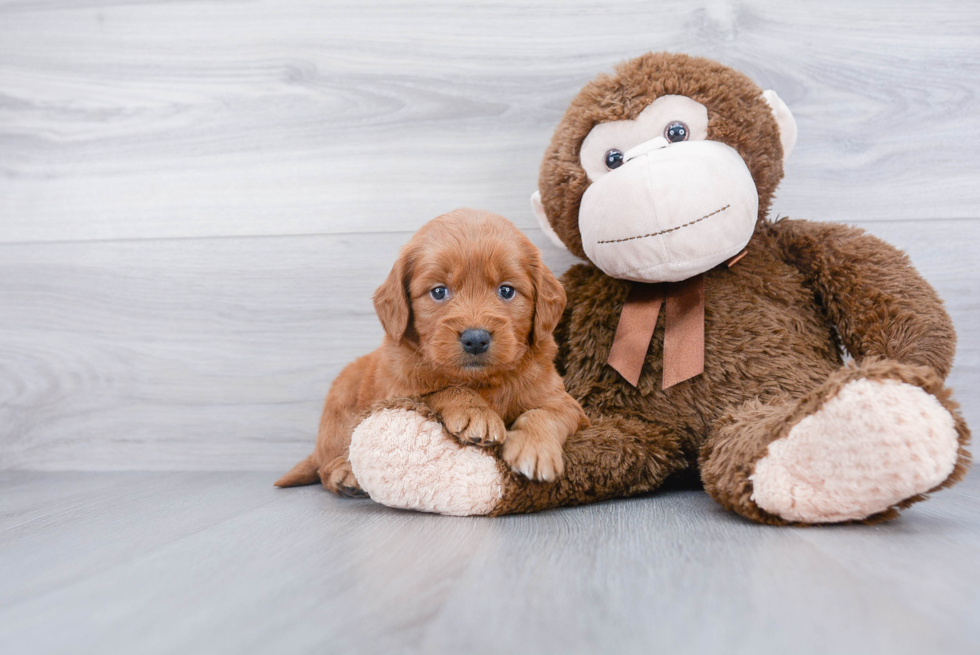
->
[607,251,746,389]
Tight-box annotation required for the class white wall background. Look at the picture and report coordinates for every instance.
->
[1,0,977,470]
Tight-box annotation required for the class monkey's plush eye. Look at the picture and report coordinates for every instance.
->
[430,286,449,301]
[498,285,516,301]
[664,121,690,143]
[604,149,625,170]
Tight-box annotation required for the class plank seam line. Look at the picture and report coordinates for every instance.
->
[2,217,980,248]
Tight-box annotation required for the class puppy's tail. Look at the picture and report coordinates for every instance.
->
[274,454,320,487]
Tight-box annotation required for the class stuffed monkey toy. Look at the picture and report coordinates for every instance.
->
[346,53,970,524]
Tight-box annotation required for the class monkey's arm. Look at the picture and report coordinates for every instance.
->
[769,218,956,378]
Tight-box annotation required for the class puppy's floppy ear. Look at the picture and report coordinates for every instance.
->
[373,249,413,344]
[530,254,566,344]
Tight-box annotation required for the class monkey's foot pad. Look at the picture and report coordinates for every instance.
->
[349,408,504,516]
[750,379,960,523]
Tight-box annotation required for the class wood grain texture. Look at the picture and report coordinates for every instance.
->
[1,0,979,244]
[0,471,978,654]
[2,4,978,650]
[0,220,975,471]
[0,1,977,471]
[0,228,576,470]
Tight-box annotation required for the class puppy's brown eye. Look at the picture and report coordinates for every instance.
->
[664,121,689,143]
[429,286,448,301]
[604,149,624,170]
[498,285,516,301]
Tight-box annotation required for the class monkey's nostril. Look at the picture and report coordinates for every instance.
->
[460,329,492,355]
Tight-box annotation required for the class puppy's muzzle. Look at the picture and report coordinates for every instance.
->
[460,329,492,355]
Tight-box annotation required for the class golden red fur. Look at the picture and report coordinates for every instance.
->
[275,208,588,495]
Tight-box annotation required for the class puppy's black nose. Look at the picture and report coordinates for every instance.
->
[460,329,492,355]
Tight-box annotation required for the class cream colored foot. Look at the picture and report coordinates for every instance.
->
[348,408,504,516]
[751,379,959,523]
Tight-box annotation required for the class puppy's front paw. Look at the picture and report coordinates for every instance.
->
[319,456,367,498]
[442,405,506,447]
[502,429,565,482]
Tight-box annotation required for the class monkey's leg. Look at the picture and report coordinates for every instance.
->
[348,399,689,516]
[700,360,970,525]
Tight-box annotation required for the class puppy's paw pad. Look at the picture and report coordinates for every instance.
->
[502,430,565,482]
[338,484,368,498]
[321,459,365,497]
[751,379,959,523]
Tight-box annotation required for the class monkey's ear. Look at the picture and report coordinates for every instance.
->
[762,90,798,163]
[373,253,412,344]
[530,256,566,345]
[531,190,569,251]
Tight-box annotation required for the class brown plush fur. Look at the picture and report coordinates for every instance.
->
[699,358,971,526]
[539,52,784,259]
[487,52,970,522]
[275,208,587,494]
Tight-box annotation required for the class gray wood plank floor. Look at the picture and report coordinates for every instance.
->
[1,471,978,655]
[2,1,979,652]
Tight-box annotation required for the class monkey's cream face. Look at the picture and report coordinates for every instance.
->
[579,95,757,282]
[531,91,796,283]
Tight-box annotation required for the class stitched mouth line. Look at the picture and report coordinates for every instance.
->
[597,204,731,244]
